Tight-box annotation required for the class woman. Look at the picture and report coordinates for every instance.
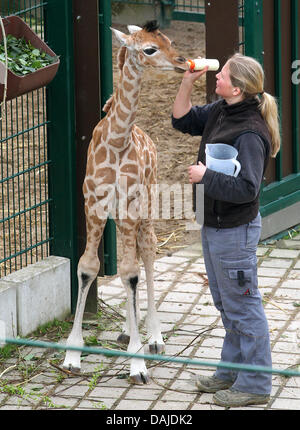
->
[172,53,280,407]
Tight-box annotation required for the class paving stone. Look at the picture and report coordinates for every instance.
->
[151,400,191,410]
[269,249,300,258]
[158,302,192,313]
[164,291,199,303]
[54,384,90,397]
[271,397,300,410]
[256,247,269,256]
[261,258,294,268]
[89,386,126,398]
[280,386,300,398]
[116,399,152,410]
[258,267,287,277]
[78,398,114,409]
[124,388,161,401]
[288,270,300,279]
[48,396,78,408]
[294,261,300,269]
[275,287,300,299]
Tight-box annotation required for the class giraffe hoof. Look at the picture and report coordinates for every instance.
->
[62,363,81,373]
[129,372,150,385]
[117,332,130,345]
[149,342,165,355]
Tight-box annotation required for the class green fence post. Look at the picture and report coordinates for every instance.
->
[244,0,264,65]
[44,0,78,313]
[99,0,117,276]
[274,0,283,181]
[291,0,300,174]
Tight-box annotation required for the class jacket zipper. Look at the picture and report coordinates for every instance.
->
[207,112,225,143]
[216,215,221,231]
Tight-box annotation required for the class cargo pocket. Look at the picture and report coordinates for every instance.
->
[220,256,264,336]
[219,256,258,313]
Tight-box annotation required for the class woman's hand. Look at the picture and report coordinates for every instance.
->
[172,66,209,119]
[182,66,209,84]
[188,161,207,183]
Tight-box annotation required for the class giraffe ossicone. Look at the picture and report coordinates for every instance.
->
[62,21,187,385]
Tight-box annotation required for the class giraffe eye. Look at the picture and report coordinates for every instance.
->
[143,47,158,56]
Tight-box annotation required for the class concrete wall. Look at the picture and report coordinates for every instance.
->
[261,202,300,240]
[0,256,71,341]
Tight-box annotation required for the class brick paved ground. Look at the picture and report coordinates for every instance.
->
[0,233,299,411]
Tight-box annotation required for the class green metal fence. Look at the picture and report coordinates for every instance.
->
[172,0,205,21]
[0,0,78,301]
[0,1,50,278]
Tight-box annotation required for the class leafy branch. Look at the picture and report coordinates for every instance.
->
[0,35,58,76]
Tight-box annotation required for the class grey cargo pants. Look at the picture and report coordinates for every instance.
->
[201,213,272,395]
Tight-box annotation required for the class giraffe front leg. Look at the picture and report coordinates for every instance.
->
[117,218,149,384]
[124,276,150,385]
[117,300,131,346]
[63,270,95,371]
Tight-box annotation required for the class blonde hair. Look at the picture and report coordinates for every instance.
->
[228,53,281,157]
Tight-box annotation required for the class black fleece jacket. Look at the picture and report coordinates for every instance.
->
[172,98,271,228]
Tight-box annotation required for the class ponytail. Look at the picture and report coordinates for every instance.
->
[228,53,281,158]
[258,92,281,157]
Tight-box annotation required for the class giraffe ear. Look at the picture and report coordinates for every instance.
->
[127,25,142,34]
[111,27,131,48]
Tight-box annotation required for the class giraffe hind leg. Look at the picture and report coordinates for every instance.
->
[138,220,165,355]
[117,219,150,384]
[117,247,141,346]
[127,275,150,385]
[63,218,105,372]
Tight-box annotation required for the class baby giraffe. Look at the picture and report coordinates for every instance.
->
[63,21,187,384]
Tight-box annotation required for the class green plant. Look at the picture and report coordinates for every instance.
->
[33,319,71,338]
[88,364,104,391]
[85,335,100,346]
[0,35,58,76]
[0,343,18,362]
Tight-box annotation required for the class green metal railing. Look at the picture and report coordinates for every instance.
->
[2,335,300,378]
[172,0,205,22]
[0,1,51,278]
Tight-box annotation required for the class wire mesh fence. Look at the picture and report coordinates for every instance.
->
[0,1,50,277]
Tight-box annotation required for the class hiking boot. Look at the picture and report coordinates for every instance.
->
[213,388,270,407]
[193,375,233,393]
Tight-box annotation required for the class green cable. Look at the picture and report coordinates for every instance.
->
[1,336,299,378]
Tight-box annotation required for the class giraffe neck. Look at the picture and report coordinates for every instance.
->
[107,49,143,151]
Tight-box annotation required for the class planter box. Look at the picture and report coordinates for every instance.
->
[0,16,60,101]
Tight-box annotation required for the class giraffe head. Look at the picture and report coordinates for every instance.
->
[111,21,187,73]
